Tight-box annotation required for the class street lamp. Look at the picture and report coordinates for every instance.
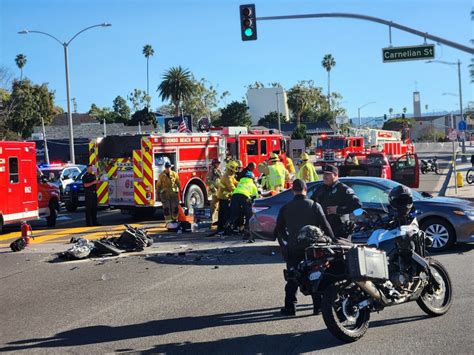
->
[19,23,112,164]
[358,101,376,127]
[426,59,466,161]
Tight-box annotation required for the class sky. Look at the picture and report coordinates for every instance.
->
[1,0,472,122]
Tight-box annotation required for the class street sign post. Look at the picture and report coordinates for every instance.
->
[458,120,466,131]
[382,44,435,63]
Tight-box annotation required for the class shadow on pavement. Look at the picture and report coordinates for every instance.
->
[428,243,474,256]
[0,307,429,353]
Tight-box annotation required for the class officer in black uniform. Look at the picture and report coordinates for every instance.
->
[311,164,362,240]
[274,179,335,316]
[82,164,101,226]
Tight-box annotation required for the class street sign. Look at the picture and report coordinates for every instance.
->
[458,120,467,131]
[336,115,349,124]
[448,129,458,141]
[382,44,435,63]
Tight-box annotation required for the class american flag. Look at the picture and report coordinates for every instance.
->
[177,117,188,133]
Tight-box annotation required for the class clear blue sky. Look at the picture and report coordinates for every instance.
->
[1,0,472,120]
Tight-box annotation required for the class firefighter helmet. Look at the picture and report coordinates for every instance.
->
[300,152,309,161]
[270,153,279,162]
[226,161,238,172]
[236,160,243,168]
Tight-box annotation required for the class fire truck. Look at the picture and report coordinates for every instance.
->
[0,142,60,232]
[89,127,286,215]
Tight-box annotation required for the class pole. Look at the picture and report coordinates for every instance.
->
[457,60,466,162]
[358,108,361,127]
[453,142,457,194]
[64,45,75,164]
[103,119,106,137]
[276,91,281,132]
[41,116,50,165]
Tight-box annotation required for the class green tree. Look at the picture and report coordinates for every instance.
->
[388,107,394,117]
[15,54,27,81]
[402,107,407,114]
[127,88,151,112]
[128,107,156,126]
[258,111,285,126]
[6,79,55,138]
[158,66,194,116]
[215,101,252,127]
[113,95,131,122]
[182,77,219,126]
[321,54,336,111]
[291,124,311,147]
[142,44,154,103]
[287,81,325,126]
[246,81,265,89]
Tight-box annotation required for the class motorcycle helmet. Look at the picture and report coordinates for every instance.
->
[388,185,413,216]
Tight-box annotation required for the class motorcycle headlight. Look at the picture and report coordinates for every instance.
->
[453,209,474,219]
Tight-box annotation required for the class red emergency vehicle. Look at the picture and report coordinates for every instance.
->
[89,127,286,216]
[0,142,60,232]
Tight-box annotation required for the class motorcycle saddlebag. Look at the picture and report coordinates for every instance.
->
[347,246,389,281]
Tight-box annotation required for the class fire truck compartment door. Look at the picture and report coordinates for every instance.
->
[109,170,134,205]
[390,153,419,188]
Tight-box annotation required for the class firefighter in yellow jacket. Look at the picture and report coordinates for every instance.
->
[267,153,290,192]
[206,158,222,224]
[156,162,181,222]
[216,161,238,234]
[297,152,319,182]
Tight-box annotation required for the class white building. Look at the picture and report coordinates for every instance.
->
[246,87,290,125]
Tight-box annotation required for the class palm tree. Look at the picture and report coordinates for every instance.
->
[321,54,336,111]
[389,107,394,118]
[15,54,27,81]
[158,66,194,116]
[142,45,154,104]
[402,107,407,114]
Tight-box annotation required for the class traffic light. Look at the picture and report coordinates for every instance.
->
[240,4,257,41]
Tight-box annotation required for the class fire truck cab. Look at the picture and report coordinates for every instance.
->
[0,142,60,232]
[315,134,364,164]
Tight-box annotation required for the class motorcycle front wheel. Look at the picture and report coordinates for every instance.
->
[417,259,453,316]
[434,166,441,175]
[321,282,370,343]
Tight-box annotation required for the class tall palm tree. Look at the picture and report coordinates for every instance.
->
[158,66,194,116]
[389,107,394,118]
[142,45,154,104]
[321,54,336,111]
[15,54,27,81]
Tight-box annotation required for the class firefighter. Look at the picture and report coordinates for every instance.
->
[216,161,239,234]
[227,170,259,240]
[206,159,222,224]
[311,164,362,240]
[279,150,296,177]
[297,152,319,182]
[82,164,101,226]
[156,162,181,223]
[258,162,270,191]
[267,153,290,192]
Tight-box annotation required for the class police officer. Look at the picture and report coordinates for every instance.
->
[267,153,290,192]
[227,170,258,240]
[297,152,319,182]
[311,164,362,240]
[275,179,334,316]
[216,161,238,234]
[82,164,101,226]
[206,159,222,224]
[156,162,181,223]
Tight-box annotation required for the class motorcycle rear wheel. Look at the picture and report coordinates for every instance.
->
[417,259,453,316]
[321,282,370,343]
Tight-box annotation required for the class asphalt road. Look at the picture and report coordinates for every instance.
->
[0,239,472,354]
[416,153,452,195]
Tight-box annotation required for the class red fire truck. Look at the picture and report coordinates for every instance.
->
[89,127,286,215]
[0,142,60,232]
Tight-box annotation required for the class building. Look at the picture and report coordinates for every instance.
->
[246,87,290,125]
[411,114,467,141]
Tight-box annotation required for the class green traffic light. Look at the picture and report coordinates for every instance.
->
[244,28,253,37]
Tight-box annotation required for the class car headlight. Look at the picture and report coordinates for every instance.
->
[453,209,474,218]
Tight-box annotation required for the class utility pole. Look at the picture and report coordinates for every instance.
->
[40,115,50,164]
[276,91,281,132]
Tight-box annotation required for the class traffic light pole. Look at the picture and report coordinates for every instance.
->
[256,13,474,54]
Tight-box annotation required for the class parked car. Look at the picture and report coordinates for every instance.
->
[38,163,85,196]
[250,177,474,251]
[62,168,86,212]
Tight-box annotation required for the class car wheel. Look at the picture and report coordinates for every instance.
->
[420,218,455,252]
[65,201,77,212]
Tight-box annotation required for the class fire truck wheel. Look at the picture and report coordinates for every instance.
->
[185,184,205,209]
[46,202,58,227]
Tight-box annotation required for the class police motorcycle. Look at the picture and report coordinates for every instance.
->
[284,185,452,342]
[420,156,440,174]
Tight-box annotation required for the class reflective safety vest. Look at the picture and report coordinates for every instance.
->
[297,162,319,182]
[232,177,258,199]
[157,170,180,194]
[268,162,286,190]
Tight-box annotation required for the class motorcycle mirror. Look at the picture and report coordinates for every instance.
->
[353,208,366,217]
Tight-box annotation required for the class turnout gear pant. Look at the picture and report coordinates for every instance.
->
[210,194,219,223]
[217,199,231,232]
[85,192,98,226]
[160,191,179,222]
[228,193,253,232]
